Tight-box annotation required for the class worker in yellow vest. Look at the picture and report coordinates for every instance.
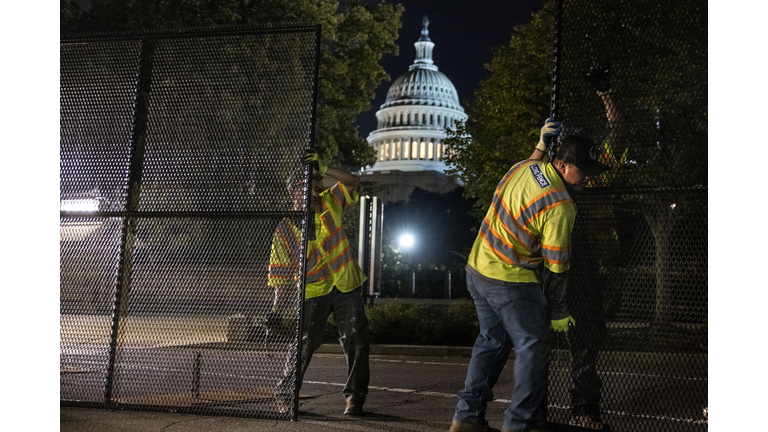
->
[271,150,368,416]
[516,63,627,431]
[450,120,611,432]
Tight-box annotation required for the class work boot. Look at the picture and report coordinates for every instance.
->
[344,400,364,416]
[570,414,607,430]
[449,419,500,432]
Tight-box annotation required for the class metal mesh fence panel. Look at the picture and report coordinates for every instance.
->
[60,27,320,420]
[547,1,707,431]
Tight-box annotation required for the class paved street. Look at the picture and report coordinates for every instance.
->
[62,350,707,432]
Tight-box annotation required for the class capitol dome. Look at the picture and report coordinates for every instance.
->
[382,66,462,111]
[365,16,467,174]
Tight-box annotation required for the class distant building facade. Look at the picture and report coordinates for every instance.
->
[361,16,467,204]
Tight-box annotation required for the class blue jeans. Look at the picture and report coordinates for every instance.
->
[454,271,551,431]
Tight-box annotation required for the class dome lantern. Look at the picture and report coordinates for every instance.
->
[413,15,436,70]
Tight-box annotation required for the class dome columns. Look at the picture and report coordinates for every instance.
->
[374,136,450,163]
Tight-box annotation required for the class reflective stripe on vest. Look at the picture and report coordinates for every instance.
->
[276,220,301,262]
[479,217,541,269]
[268,264,295,279]
[542,243,571,266]
[516,188,573,228]
[330,245,356,273]
[306,264,331,284]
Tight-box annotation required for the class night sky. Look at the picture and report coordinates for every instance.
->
[69,0,546,140]
[358,0,544,138]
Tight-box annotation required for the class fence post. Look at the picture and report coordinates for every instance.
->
[104,37,155,407]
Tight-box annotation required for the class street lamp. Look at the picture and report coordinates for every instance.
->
[399,233,414,249]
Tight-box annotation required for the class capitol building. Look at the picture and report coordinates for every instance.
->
[360,16,467,204]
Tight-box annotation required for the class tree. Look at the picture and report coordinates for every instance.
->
[556,0,707,326]
[443,0,707,327]
[444,0,554,218]
[60,0,403,169]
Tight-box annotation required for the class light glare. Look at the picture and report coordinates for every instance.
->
[61,199,99,212]
[399,234,414,248]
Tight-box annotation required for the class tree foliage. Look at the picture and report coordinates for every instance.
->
[444,0,554,219]
[60,0,403,168]
[445,0,706,215]
[557,0,707,189]
[553,0,707,326]
[441,0,707,327]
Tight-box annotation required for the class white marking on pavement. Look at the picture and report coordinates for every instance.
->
[552,367,707,382]
[603,410,708,424]
[547,404,707,424]
[315,354,469,367]
[304,380,344,387]
[304,380,707,424]
[305,381,453,399]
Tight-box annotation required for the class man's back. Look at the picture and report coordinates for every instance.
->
[467,159,576,284]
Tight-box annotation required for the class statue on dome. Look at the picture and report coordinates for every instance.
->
[420,15,430,41]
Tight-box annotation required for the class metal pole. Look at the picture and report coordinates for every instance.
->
[357,195,367,272]
[448,270,452,299]
[550,0,563,121]
[544,2,562,426]
[412,270,415,297]
[104,37,155,407]
[292,24,323,421]
[370,197,379,297]
[374,198,383,297]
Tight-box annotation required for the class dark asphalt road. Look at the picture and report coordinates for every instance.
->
[61,351,707,432]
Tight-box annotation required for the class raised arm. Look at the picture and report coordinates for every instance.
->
[304,149,360,193]
[587,62,629,167]
[324,167,360,193]
[600,92,629,165]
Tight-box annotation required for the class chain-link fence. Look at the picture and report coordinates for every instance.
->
[60,26,320,420]
[547,0,706,430]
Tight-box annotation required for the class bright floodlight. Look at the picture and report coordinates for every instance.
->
[399,234,414,248]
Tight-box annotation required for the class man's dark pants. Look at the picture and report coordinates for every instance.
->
[277,286,370,404]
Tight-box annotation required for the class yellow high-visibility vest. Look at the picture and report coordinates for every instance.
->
[591,141,628,187]
[467,160,577,283]
[269,182,367,299]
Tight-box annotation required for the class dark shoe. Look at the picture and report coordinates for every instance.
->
[570,414,607,430]
[450,419,500,432]
[344,400,364,416]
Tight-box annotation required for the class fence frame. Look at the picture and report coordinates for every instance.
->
[60,25,322,421]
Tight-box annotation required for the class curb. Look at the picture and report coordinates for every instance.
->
[315,344,707,365]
